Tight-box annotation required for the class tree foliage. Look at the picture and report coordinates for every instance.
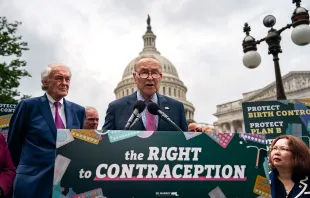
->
[0,16,31,103]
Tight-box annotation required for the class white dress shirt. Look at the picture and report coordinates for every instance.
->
[46,93,67,128]
[136,90,159,129]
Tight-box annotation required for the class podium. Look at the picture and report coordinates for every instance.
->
[52,130,271,198]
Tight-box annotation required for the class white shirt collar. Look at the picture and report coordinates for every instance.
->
[136,90,158,104]
[46,93,64,106]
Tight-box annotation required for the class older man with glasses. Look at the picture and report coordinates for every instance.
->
[102,55,187,132]
[7,64,85,198]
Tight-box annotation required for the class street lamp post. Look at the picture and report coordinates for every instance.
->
[242,0,310,100]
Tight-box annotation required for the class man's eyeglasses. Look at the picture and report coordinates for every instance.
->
[87,118,99,121]
[136,72,161,79]
[271,146,290,152]
[189,128,202,132]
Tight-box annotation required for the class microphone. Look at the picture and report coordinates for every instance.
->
[128,113,142,129]
[147,102,183,132]
[124,100,146,130]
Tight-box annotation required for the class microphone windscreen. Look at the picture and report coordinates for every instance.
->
[134,100,146,113]
[147,102,160,115]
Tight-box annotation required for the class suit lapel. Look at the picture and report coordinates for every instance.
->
[271,171,310,198]
[269,172,277,198]
[157,93,168,131]
[127,92,145,130]
[38,94,57,139]
[295,176,309,198]
[64,99,73,129]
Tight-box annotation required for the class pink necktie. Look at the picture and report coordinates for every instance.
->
[145,100,156,131]
[54,102,65,129]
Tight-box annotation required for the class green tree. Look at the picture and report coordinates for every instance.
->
[0,16,31,103]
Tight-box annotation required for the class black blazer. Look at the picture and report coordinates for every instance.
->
[270,171,310,198]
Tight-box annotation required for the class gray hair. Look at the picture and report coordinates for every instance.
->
[41,64,71,91]
[85,106,98,113]
[133,54,162,71]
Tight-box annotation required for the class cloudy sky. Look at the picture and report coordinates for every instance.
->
[1,0,309,127]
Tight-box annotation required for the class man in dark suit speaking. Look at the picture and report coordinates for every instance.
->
[7,64,85,198]
[102,55,187,132]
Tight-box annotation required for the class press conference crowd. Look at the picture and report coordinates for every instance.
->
[1,55,310,198]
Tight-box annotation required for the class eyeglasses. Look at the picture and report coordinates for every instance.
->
[87,118,99,122]
[271,147,290,152]
[189,128,202,132]
[136,71,161,79]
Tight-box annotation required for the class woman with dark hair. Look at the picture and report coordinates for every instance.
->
[0,133,16,198]
[269,135,310,198]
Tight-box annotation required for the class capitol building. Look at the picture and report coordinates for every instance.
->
[114,16,195,120]
[213,71,310,133]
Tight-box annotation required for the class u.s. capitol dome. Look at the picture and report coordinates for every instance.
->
[114,16,195,120]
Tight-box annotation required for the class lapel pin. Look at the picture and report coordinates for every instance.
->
[165,107,169,110]
[299,185,302,188]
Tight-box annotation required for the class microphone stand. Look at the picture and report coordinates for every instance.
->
[161,116,183,132]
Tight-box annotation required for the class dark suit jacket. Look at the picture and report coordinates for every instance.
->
[0,133,15,197]
[7,94,85,198]
[102,92,188,132]
[270,171,310,198]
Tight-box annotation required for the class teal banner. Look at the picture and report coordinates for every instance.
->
[242,98,310,149]
[52,130,270,198]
